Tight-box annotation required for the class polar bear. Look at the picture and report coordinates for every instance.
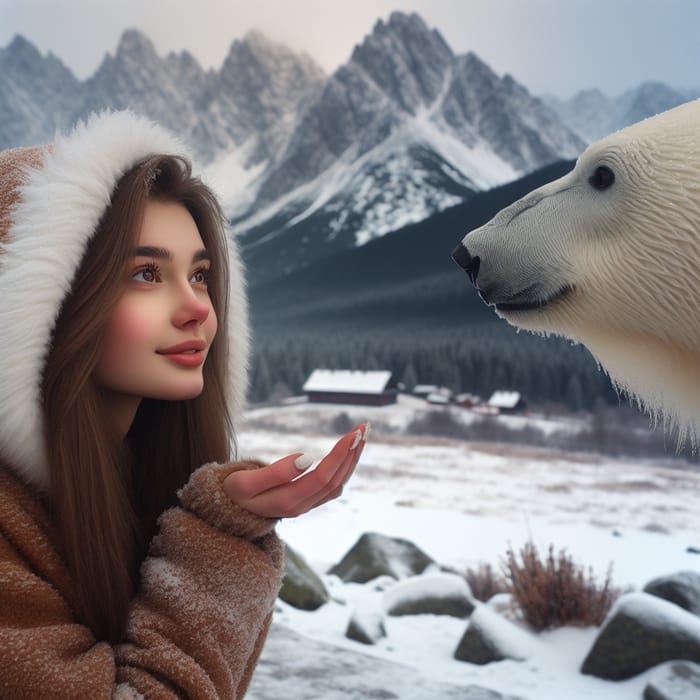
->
[452,99,700,441]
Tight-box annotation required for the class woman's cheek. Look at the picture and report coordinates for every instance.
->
[96,298,160,381]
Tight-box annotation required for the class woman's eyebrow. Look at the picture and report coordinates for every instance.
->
[193,249,211,263]
[133,246,171,260]
[133,246,211,262]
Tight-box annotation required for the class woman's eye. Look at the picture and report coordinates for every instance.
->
[132,264,161,283]
[191,268,210,285]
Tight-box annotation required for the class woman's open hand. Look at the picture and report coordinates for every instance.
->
[223,423,369,519]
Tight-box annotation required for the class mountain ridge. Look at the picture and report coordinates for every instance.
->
[1,17,694,279]
[247,158,577,327]
[0,13,582,248]
[544,82,699,142]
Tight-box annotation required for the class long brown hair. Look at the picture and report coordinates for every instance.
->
[42,155,234,643]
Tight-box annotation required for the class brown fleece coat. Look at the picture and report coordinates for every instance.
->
[0,460,284,699]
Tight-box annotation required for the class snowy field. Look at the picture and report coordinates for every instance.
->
[240,396,700,700]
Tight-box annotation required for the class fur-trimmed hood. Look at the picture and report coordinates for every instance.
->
[0,111,249,492]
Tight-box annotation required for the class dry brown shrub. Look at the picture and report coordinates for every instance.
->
[465,562,509,602]
[503,541,619,630]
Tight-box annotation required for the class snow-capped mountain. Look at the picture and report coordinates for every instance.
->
[5,12,687,282]
[234,12,584,272]
[85,29,326,167]
[0,28,325,165]
[544,82,699,143]
[81,30,207,145]
[0,35,82,147]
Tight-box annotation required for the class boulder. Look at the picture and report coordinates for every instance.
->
[328,532,435,583]
[278,544,330,611]
[454,605,538,665]
[486,592,515,618]
[383,572,475,618]
[581,592,700,680]
[644,660,700,700]
[644,571,700,616]
[346,606,387,645]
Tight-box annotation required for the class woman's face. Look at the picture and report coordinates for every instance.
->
[94,199,218,429]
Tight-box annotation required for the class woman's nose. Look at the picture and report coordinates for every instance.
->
[173,287,211,328]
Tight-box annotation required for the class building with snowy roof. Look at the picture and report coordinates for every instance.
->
[486,391,527,414]
[455,392,480,408]
[302,369,399,406]
[412,384,440,398]
[426,387,454,405]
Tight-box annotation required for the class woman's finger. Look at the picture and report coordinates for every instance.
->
[282,439,366,516]
[224,453,307,501]
[262,431,362,512]
[223,423,368,508]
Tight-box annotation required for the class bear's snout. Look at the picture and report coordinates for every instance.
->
[451,243,480,285]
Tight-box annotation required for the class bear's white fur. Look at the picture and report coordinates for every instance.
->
[459,99,700,441]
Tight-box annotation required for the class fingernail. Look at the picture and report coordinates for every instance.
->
[362,422,371,442]
[350,429,363,450]
[294,454,314,471]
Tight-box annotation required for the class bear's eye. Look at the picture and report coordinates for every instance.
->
[588,165,615,191]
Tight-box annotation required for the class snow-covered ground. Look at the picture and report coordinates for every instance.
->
[241,396,700,700]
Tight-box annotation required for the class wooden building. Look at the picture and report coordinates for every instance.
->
[303,369,399,406]
[486,391,527,414]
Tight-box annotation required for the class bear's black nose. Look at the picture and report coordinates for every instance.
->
[451,244,480,285]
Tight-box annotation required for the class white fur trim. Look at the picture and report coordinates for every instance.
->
[0,111,249,491]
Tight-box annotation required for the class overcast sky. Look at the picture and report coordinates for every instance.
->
[1,0,698,99]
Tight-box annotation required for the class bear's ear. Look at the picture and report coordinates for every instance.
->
[588,165,615,191]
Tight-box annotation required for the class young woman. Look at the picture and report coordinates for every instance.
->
[0,111,367,698]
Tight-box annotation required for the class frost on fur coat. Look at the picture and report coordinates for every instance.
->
[0,461,283,698]
[0,112,283,697]
[453,99,700,442]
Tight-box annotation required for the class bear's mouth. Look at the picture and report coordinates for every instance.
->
[493,284,574,313]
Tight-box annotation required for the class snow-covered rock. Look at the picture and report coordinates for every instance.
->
[581,592,700,680]
[279,543,330,611]
[644,571,700,617]
[485,592,516,618]
[453,605,539,665]
[383,571,475,618]
[643,660,700,700]
[328,532,435,583]
[345,605,387,645]
[241,404,700,698]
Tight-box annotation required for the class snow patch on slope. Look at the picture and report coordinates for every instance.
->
[231,114,518,247]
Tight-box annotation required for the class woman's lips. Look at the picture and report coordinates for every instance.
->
[160,350,205,367]
[157,341,206,367]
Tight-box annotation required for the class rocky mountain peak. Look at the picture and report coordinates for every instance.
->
[350,11,453,115]
[89,28,167,89]
[3,34,48,72]
[1,33,77,87]
[544,82,696,143]
[165,48,207,80]
[573,87,607,103]
[114,28,159,62]
[219,30,324,122]
[223,30,324,82]
[0,35,82,149]
[4,33,37,56]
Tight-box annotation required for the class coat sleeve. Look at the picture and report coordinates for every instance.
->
[0,461,284,700]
